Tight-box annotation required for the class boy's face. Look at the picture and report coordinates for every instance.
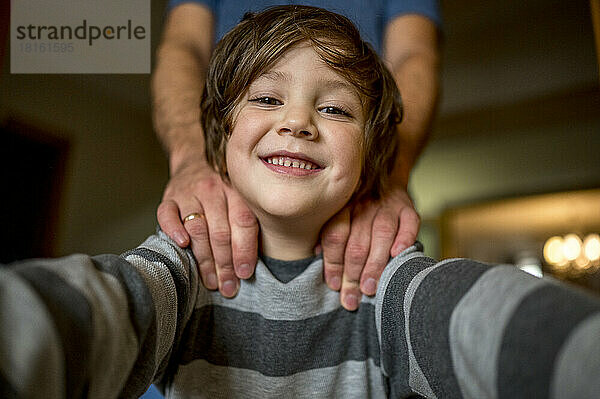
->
[225,44,365,222]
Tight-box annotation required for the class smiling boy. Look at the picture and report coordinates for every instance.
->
[2,5,599,399]
[226,44,373,261]
[198,5,400,311]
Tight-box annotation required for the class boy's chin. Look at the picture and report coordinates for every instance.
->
[241,187,354,225]
[254,199,338,224]
[260,202,320,220]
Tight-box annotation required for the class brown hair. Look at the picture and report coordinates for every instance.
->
[201,5,402,201]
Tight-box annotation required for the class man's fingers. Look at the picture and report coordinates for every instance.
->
[157,200,190,247]
[339,203,377,310]
[360,208,398,296]
[343,203,377,289]
[201,184,238,298]
[182,208,218,290]
[340,274,362,311]
[320,207,351,291]
[160,166,248,298]
[391,206,420,257]
[225,185,259,279]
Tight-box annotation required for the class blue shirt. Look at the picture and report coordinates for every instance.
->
[167,0,441,53]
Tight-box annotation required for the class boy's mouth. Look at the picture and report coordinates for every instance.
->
[264,156,319,170]
[260,151,323,171]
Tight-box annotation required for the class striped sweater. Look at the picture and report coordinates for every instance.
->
[1,230,599,398]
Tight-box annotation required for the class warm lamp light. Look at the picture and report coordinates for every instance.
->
[574,255,590,270]
[563,234,582,261]
[543,233,600,275]
[584,234,600,262]
[543,236,565,266]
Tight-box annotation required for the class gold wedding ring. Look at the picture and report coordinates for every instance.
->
[183,212,204,223]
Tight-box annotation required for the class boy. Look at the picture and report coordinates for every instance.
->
[1,6,599,399]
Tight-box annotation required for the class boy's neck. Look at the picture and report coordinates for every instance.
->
[257,214,322,261]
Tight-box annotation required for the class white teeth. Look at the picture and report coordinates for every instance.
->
[265,156,318,170]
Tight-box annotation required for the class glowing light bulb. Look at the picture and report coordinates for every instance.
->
[574,254,590,270]
[583,234,600,262]
[562,234,582,261]
[543,236,565,266]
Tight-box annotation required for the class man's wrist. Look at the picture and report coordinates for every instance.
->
[389,167,410,191]
[163,123,208,175]
[390,144,413,189]
[169,148,210,177]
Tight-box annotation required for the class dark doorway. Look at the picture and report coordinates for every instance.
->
[0,119,69,263]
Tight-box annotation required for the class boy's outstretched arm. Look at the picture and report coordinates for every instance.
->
[321,14,440,311]
[377,246,600,398]
[0,231,199,398]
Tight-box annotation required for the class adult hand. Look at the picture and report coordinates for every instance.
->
[157,159,259,298]
[320,185,420,311]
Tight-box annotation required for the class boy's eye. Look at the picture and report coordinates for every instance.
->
[319,106,351,117]
[249,96,282,106]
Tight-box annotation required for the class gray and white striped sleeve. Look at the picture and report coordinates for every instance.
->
[376,246,600,399]
[0,230,199,398]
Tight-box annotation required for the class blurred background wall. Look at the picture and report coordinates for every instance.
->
[1,0,599,288]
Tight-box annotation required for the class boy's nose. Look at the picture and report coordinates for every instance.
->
[277,107,318,140]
